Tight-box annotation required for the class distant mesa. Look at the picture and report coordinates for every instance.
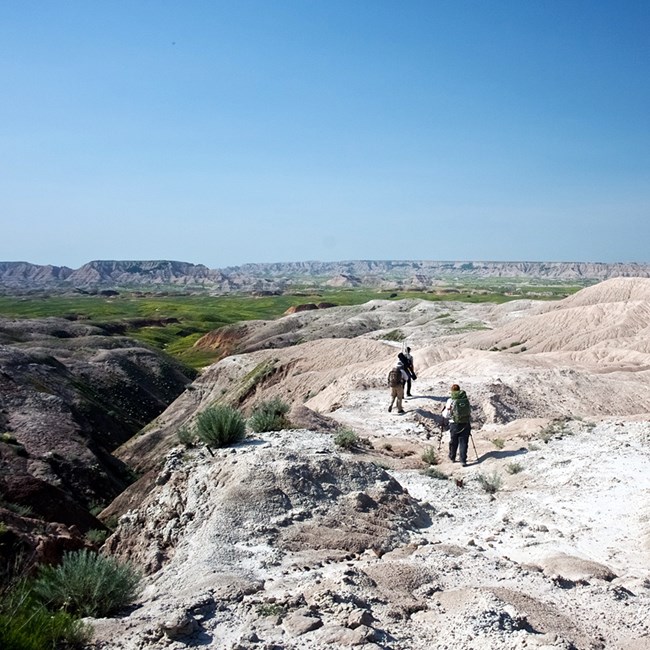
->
[2,259,650,295]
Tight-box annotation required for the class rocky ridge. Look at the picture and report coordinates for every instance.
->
[0,317,195,573]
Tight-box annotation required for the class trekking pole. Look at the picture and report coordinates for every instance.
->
[469,433,479,462]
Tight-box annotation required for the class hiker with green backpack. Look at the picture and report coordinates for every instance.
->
[443,383,472,466]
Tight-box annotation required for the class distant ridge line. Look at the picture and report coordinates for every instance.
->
[1,259,649,293]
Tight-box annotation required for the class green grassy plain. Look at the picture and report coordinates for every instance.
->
[0,281,584,369]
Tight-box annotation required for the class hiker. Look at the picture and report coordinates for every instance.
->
[397,347,416,397]
[444,383,472,466]
[403,347,415,396]
[387,362,409,414]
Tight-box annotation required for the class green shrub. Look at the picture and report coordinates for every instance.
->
[538,420,570,443]
[177,425,196,447]
[423,467,448,480]
[248,398,291,433]
[505,462,524,475]
[421,446,439,466]
[379,329,405,342]
[257,602,287,618]
[33,549,141,618]
[334,428,359,450]
[89,501,106,517]
[86,529,109,545]
[0,582,91,649]
[491,438,505,450]
[476,470,503,494]
[195,405,246,448]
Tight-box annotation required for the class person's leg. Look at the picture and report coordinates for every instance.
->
[389,387,396,412]
[458,425,470,465]
[406,376,412,397]
[396,385,404,412]
[449,423,459,461]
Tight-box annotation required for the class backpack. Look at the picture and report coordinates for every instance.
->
[397,352,416,379]
[451,390,471,424]
[388,368,403,387]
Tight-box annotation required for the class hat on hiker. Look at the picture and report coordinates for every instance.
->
[451,383,460,391]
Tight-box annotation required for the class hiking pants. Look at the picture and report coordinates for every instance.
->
[405,375,412,396]
[389,385,404,412]
[449,422,471,463]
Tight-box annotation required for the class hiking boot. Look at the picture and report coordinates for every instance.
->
[398,410,405,414]
[461,461,467,467]
[406,393,412,397]
[388,406,392,413]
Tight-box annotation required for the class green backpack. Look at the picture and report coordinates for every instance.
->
[451,390,471,424]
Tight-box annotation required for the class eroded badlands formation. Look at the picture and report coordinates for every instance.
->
[93,278,650,650]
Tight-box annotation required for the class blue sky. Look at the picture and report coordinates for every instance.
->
[1,0,648,268]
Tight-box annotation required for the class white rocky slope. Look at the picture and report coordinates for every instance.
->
[92,278,650,650]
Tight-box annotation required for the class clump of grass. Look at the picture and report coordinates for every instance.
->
[505,462,524,475]
[248,398,291,433]
[177,425,196,447]
[527,443,541,451]
[85,529,109,546]
[0,581,91,649]
[538,419,570,443]
[491,438,505,450]
[32,549,141,618]
[382,442,393,451]
[476,470,503,494]
[89,500,106,517]
[379,329,405,342]
[257,602,287,619]
[334,428,359,450]
[421,446,439,466]
[195,405,246,448]
[423,467,448,480]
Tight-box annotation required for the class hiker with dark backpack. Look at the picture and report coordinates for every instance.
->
[397,347,416,397]
[387,363,409,414]
[445,383,472,466]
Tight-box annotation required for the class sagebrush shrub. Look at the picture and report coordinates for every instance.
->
[177,426,196,447]
[248,398,291,433]
[423,467,447,480]
[476,470,503,494]
[195,405,246,448]
[421,446,439,466]
[33,549,141,618]
[491,438,505,449]
[334,428,359,449]
[505,462,524,475]
[0,582,91,650]
[86,529,109,545]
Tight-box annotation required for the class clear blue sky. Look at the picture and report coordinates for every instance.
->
[1,0,648,268]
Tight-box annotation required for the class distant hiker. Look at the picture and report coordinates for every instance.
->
[387,363,409,414]
[397,347,416,397]
[445,383,472,466]
[404,347,416,396]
